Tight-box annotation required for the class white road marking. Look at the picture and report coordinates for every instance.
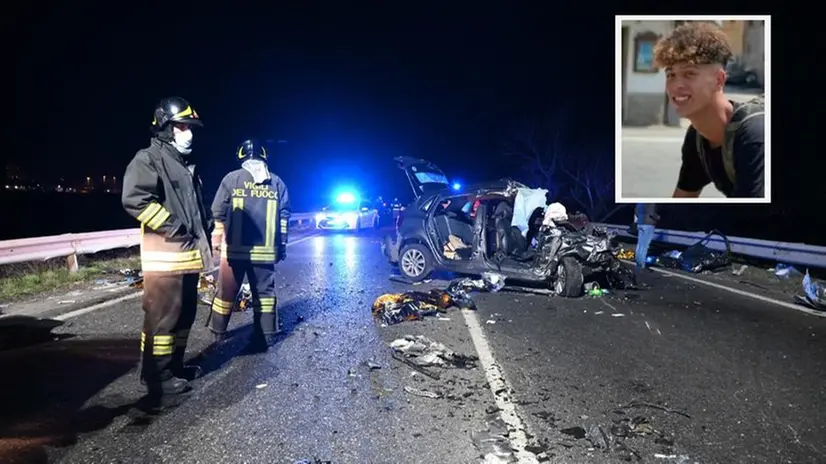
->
[630,261,826,318]
[57,232,321,321]
[55,292,143,321]
[461,308,539,463]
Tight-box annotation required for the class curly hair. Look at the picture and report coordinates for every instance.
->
[653,22,732,69]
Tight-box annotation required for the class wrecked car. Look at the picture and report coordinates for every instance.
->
[381,157,633,297]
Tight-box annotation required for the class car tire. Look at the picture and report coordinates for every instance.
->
[553,257,584,297]
[398,243,433,282]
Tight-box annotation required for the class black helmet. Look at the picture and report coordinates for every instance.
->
[237,139,268,162]
[151,96,203,132]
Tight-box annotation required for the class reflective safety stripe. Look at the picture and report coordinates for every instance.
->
[224,245,276,262]
[141,333,174,356]
[265,199,277,247]
[280,218,288,235]
[258,296,276,313]
[211,298,234,316]
[230,197,244,244]
[136,202,171,230]
[141,249,203,273]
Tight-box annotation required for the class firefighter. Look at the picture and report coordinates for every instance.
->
[121,96,214,399]
[208,139,290,351]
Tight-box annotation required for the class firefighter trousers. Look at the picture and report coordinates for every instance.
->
[208,260,278,336]
[140,273,199,384]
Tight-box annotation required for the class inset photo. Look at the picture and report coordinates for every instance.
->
[615,16,770,203]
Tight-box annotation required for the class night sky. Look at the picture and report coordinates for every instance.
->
[12,5,614,211]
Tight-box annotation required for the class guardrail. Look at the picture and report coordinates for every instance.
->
[0,213,316,270]
[594,222,826,270]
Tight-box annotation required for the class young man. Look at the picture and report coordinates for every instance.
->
[653,22,765,199]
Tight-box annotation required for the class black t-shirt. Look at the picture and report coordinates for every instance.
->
[676,112,765,198]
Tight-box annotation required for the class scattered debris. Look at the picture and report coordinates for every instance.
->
[616,249,635,260]
[619,401,691,419]
[372,272,505,324]
[58,300,77,304]
[560,426,586,439]
[797,270,826,310]
[772,263,800,279]
[611,313,625,317]
[255,383,268,389]
[403,386,440,399]
[295,458,332,464]
[390,335,478,369]
[731,264,748,276]
[391,352,440,380]
[121,268,144,287]
[367,361,382,370]
[471,410,517,463]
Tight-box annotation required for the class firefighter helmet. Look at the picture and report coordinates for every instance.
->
[151,96,203,131]
[237,139,268,162]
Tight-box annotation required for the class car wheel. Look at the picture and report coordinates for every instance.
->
[553,257,584,297]
[744,72,758,87]
[399,243,433,282]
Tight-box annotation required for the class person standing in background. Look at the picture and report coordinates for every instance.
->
[634,203,659,275]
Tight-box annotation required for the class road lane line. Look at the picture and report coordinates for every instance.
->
[627,261,826,318]
[55,292,143,321]
[57,232,321,321]
[461,308,540,463]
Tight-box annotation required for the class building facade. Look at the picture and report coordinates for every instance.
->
[620,20,680,127]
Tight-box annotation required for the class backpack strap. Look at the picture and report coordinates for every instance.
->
[721,96,765,184]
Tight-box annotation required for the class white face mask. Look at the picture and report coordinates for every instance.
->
[172,127,193,154]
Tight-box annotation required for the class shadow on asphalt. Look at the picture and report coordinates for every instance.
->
[0,336,140,463]
[188,297,313,379]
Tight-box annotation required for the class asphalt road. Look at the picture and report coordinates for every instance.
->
[1,227,824,464]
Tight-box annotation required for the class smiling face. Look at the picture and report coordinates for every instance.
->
[664,62,727,118]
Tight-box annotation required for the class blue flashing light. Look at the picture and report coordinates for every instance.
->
[452,182,462,191]
[336,192,356,204]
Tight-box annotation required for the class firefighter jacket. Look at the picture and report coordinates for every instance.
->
[211,168,291,263]
[122,138,214,275]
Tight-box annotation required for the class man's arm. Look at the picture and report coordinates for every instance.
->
[673,127,711,198]
[210,174,233,250]
[122,152,185,237]
[730,114,765,198]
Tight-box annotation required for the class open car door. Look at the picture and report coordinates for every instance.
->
[394,156,450,199]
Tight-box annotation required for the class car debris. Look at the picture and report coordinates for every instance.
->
[403,385,441,399]
[383,157,637,297]
[798,270,826,310]
[390,335,478,369]
[372,272,505,324]
[471,410,517,463]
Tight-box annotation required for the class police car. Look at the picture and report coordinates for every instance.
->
[315,193,380,232]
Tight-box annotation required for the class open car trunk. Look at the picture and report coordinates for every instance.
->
[395,156,450,199]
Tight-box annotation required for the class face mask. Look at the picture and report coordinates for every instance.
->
[172,127,193,154]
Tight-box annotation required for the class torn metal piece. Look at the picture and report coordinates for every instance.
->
[404,386,440,399]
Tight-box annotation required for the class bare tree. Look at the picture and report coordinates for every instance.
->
[503,113,625,222]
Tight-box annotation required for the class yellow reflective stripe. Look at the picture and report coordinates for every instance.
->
[137,202,171,230]
[141,250,202,272]
[211,298,234,315]
[213,221,225,232]
[225,251,275,262]
[259,297,276,313]
[174,105,194,119]
[265,199,277,247]
[280,218,288,235]
[140,333,175,356]
[137,203,161,223]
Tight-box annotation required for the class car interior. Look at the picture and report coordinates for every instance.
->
[432,194,475,255]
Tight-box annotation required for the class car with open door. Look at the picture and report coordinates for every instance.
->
[381,157,633,297]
